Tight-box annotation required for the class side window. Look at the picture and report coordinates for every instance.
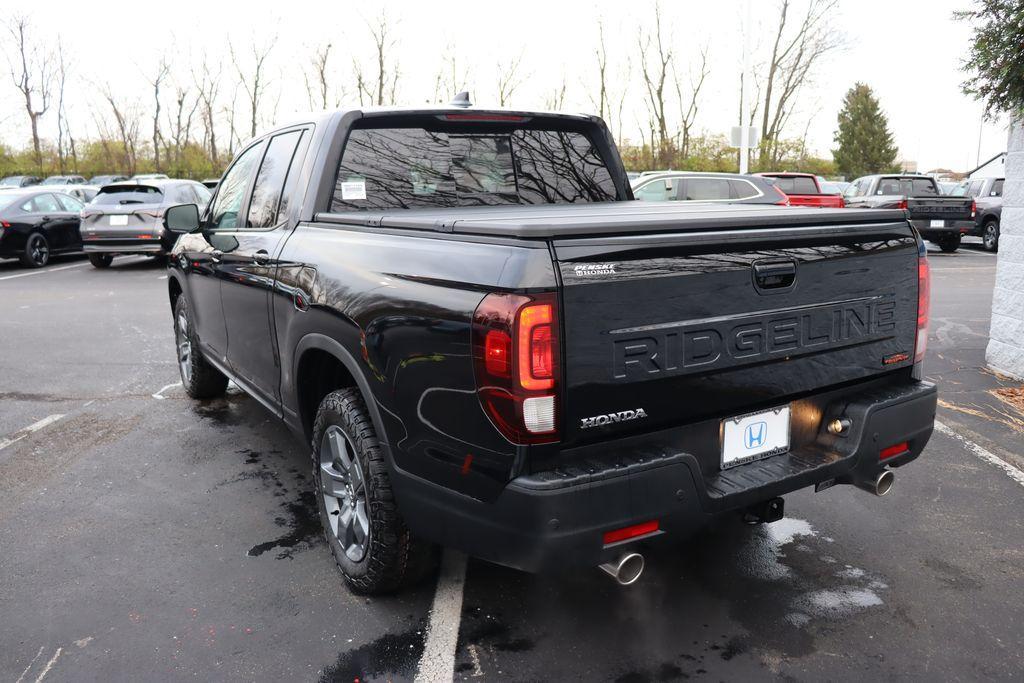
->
[991,179,1003,197]
[634,178,673,201]
[683,177,732,201]
[966,180,984,197]
[192,183,213,206]
[166,185,194,205]
[730,179,760,199]
[33,193,62,213]
[877,179,900,195]
[247,130,303,228]
[56,194,84,212]
[209,143,265,230]
[844,181,861,198]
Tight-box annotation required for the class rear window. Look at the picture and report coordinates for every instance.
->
[331,125,617,211]
[94,186,163,206]
[769,176,818,194]
[991,179,1004,197]
[878,177,938,196]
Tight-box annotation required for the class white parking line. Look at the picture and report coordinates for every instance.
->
[0,262,90,281]
[935,421,1024,488]
[0,414,65,451]
[151,382,182,400]
[416,550,467,682]
[14,646,44,683]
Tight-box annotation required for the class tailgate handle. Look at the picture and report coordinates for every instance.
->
[753,260,797,290]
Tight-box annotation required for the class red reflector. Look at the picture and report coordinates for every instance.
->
[442,113,527,122]
[484,329,511,377]
[530,324,553,379]
[915,257,930,363]
[880,442,909,460]
[603,520,659,545]
[896,199,908,210]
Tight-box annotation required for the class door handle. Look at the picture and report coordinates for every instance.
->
[253,250,270,266]
[752,259,797,291]
[211,249,223,263]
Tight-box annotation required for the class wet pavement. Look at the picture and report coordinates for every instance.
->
[1,243,1022,681]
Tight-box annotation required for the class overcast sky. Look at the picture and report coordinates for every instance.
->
[0,0,1008,173]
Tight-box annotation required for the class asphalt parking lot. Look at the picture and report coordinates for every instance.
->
[1,242,1022,682]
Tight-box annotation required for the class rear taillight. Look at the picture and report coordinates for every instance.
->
[0,220,9,228]
[836,196,845,208]
[915,252,930,364]
[895,199,908,210]
[970,199,977,218]
[472,292,560,444]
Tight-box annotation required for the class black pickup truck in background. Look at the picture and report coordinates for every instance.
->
[843,174,975,252]
[162,103,937,593]
[949,176,1004,251]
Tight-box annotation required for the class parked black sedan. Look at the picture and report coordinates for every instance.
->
[0,189,86,267]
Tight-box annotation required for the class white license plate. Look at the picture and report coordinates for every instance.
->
[109,215,129,226]
[929,219,945,228]
[721,406,791,470]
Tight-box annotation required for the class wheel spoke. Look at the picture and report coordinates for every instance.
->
[327,429,353,472]
[320,462,348,499]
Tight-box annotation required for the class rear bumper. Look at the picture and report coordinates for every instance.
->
[912,220,968,239]
[392,379,937,573]
[83,239,167,255]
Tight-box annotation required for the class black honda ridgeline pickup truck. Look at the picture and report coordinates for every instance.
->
[163,104,937,593]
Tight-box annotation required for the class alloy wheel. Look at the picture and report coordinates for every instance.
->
[319,425,370,562]
[176,311,192,384]
[984,224,998,251]
[28,235,49,266]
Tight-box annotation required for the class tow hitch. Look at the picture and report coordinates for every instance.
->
[743,497,785,524]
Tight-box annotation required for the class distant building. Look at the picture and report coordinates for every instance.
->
[968,152,1006,179]
[898,159,918,173]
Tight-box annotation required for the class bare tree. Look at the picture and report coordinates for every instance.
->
[544,76,567,111]
[6,16,54,172]
[757,0,842,166]
[432,44,470,103]
[637,4,673,166]
[55,42,77,173]
[589,21,610,122]
[194,56,221,167]
[674,47,708,159]
[496,54,523,107]
[97,84,142,176]
[355,12,399,106]
[230,36,276,139]
[166,80,200,171]
[304,43,340,110]
[147,57,170,171]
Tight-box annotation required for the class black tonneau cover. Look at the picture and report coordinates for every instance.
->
[314,203,908,238]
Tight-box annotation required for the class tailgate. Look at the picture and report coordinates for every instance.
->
[555,220,919,444]
[907,197,972,221]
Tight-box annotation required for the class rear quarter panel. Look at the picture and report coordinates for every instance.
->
[275,223,557,500]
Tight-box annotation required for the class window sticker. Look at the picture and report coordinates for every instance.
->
[341,178,366,200]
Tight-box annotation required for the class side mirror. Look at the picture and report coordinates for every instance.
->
[164,203,200,233]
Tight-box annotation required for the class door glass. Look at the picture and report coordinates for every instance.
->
[991,179,1003,197]
[247,130,302,228]
[56,194,84,212]
[729,179,760,199]
[634,179,673,201]
[33,193,62,213]
[683,178,732,200]
[209,143,264,229]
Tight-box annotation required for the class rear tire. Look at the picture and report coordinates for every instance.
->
[173,295,228,399]
[20,232,49,268]
[312,388,436,594]
[937,234,961,253]
[88,253,114,269]
[983,220,999,252]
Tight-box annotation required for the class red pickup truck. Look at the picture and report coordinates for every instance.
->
[757,172,845,208]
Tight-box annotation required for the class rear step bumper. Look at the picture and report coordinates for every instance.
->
[392,380,936,574]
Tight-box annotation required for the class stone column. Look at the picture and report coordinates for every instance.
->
[987,120,1024,380]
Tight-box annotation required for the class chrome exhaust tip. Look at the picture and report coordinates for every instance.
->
[599,552,645,585]
[856,470,894,497]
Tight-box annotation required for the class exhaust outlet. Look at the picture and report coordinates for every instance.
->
[856,470,894,497]
[599,552,645,585]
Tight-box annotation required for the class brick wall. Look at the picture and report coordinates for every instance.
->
[987,120,1024,380]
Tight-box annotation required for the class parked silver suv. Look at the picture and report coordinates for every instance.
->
[80,180,211,268]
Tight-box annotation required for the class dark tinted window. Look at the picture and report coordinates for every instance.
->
[248,130,302,228]
[56,194,84,212]
[769,176,818,194]
[991,179,1003,197]
[909,178,938,196]
[730,179,761,199]
[331,126,616,211]
[94,186,163,206]
[681,177,732,201]
[210,143,264,229]
[165,185,196,205]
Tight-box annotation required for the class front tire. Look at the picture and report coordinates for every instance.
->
[20,232,49,268]
[88,253,114,269]
[173,295,228,399]
[312,388,435,594]
[983,220,999,252]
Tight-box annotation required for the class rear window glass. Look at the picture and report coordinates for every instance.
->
[331,126,616,211]
[769,176,818,194]
[878,178,938,196]
[94,186,163,206]
[991,179,1003,197]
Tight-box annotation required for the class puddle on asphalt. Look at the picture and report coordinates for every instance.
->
[318,625,426,683]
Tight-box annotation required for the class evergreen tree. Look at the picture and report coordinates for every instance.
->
[958,0,1024,118]
[832,83,899,179]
